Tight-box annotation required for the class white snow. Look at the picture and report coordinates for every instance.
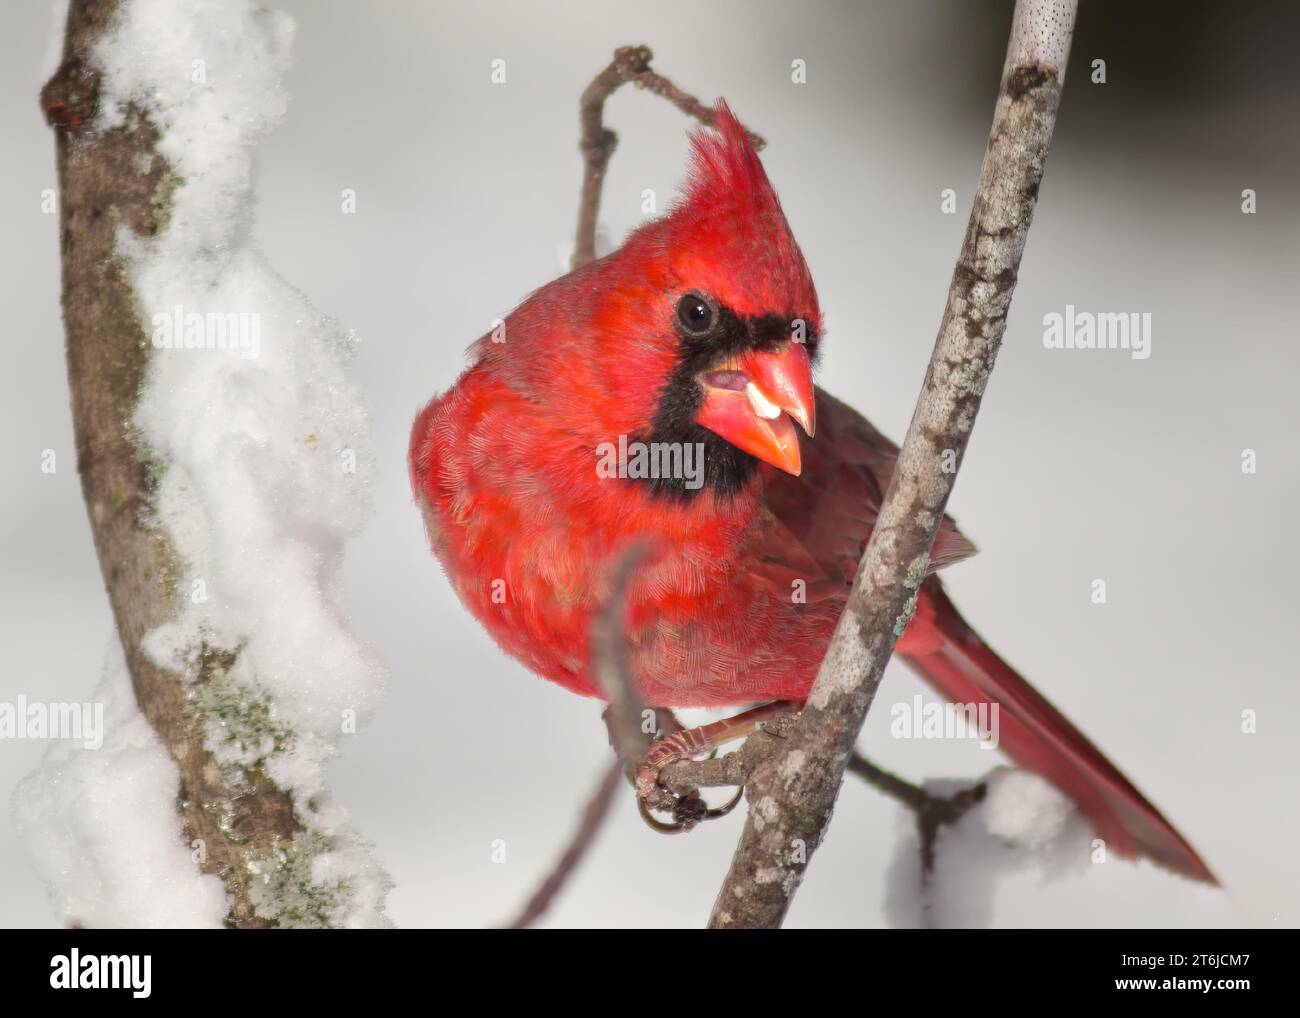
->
[11,646,229,928]
[883,768,1242,928]
[982,766,1073,849]
[16,0,390,927]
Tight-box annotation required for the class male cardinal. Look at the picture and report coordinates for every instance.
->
[410,102,1213,882]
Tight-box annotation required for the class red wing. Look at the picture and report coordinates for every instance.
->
[751,388,1214,882]
[757,386,976,592]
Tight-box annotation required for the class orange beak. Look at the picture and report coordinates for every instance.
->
[694,341,815,476]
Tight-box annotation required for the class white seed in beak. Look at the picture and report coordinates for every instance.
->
[745,381,782,420]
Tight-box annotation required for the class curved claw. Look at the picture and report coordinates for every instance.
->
[637,785,745,835]
[705,785,744,819]
[637,794,687,834]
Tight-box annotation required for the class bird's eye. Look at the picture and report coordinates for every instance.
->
[676,292,716,337]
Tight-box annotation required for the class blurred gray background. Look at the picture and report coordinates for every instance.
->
[2,0,1296,927]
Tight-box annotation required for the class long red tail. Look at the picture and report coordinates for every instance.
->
[898,576,1215,883]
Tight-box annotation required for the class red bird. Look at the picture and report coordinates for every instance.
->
[410,102,1213,882]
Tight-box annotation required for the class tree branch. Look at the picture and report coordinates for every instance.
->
[504,757,624,929]
[660,739,984,879]
[591,543,655,774]
[572,45,764,270]
[499,43,768,916]
[502,544,651,925]
[847,753,986,876]
[707,0,1079,929]
[46,0,299,927]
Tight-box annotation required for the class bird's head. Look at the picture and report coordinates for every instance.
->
[483,101,821,498]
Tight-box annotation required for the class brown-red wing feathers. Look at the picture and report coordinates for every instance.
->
[757,386,976,593]
[754,387,1215,883]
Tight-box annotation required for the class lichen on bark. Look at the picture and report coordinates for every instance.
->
[45,0,304,928]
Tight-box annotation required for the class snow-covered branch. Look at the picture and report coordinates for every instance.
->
[21,0,388,928]
[707,0,1079,929]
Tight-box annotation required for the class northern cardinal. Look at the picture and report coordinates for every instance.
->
[410,102,1213,882]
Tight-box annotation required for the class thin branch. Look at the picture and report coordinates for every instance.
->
[500,544,651,928]
[591,546,717,829]
[707,0,1079,929]
[499,41,762,920]
[502,38,749,914]
[847,753,986,875]
[504,757,624,929]
[846,752,931,812]
[504,538,779,928]
[572,44,765,270]
[591,543,654,774]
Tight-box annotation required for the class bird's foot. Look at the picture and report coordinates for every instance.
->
[634,701,796,833]
[636,784,744,834]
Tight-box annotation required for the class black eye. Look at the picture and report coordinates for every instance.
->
[676,293,716,337]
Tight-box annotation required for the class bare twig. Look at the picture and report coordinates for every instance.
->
[572,44,765,270]
[592,546,720,830]
[506,533,779,927]
[504,757,624,929]
[500,43,766,920]
[847,753,986,875]
[708,0,1078,929]
[847,752,932,812]
[591,543,655,773]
